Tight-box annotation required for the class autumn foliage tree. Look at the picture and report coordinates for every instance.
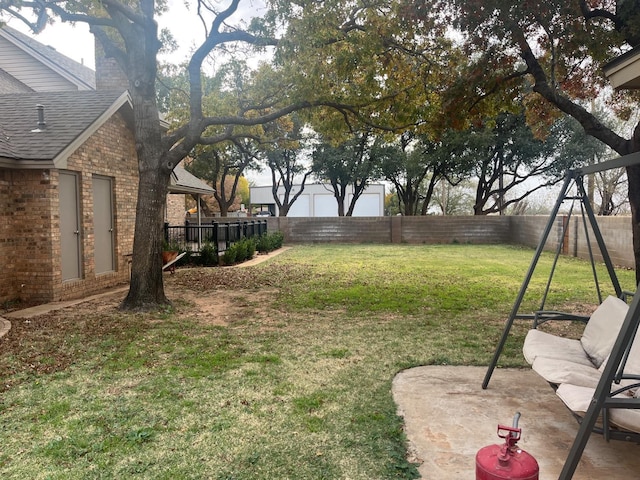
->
[434,0,640,278]
[377,133,458,216]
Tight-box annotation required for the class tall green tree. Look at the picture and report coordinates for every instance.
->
[186,141,259,217]
[377,132,476,216]
[263,116,312,217]
[444,112,586,215]
[312,132,382,216]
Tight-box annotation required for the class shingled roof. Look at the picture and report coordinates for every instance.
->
[0,67,32,93]
[0,25,96,90]
[0,90,131,168]
[170,163,215,195]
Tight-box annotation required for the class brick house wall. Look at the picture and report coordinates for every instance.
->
[2,169,57,303]
[166,194,186,226]
[94,41,129,91]
[58,112,138,301]
[0,111,138,304]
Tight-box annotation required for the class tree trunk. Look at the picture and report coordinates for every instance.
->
[627,164,640,285]
[420,174,439,215]
[120,40,171,310]
[122,165,172,309]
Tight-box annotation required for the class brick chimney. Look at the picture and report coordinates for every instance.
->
[94,38,129,91]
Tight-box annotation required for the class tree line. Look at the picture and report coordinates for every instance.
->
[184,109,632,218]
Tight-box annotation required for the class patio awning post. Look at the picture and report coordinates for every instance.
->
[197,195,202,251]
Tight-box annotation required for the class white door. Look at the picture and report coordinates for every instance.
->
[59,171,82,281]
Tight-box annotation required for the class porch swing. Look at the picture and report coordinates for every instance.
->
[482,151,640,480]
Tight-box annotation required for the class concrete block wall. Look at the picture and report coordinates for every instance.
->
[572,215,633,269]
[508,216,562,250]
[270,215,512,246]
[268,214,635,269]
[508,214,634,269]
[400,216,511,244]
[271,217,393,244]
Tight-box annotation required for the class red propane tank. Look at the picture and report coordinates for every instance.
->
[476,413,539,480]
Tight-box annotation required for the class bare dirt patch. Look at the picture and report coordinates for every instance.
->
[0,267,282,391]
[167,283,279,327]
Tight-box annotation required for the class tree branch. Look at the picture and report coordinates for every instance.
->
[578,0,622,30]
[509,24,631,155]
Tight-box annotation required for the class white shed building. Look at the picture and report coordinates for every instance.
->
[250,183,385,217]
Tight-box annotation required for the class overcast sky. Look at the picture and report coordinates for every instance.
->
[6,0,267,69]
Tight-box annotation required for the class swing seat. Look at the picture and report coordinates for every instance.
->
[523,296,629,387]
[556,383,640,438]
[555,315,640,437]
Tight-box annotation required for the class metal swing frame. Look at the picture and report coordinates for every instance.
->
[481,151,640,479]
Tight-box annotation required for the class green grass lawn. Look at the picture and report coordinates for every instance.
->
[0,244,635,479]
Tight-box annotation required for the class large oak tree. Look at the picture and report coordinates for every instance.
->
[1,0,446,308]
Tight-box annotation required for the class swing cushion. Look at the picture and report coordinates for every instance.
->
[556,383,640,434]
[539,316,640,388]
[580,295,629,367]
[531,357,601,388]
[522,296,628,368]
[523,330,593,367]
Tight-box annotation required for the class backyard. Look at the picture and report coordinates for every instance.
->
[0,244,636,479]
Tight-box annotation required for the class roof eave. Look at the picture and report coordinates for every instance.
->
[0,27,95,91]
[603,46,640,90]
[0,157,55,169]
[168,185,216,195]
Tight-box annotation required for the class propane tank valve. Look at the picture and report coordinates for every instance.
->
[475,412,539,480]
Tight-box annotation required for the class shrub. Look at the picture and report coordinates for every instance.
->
[221,238,257,265]
[256,234,269,253]
[222,246,237,265]
[245,237,257,259]
[271,231,284,249]
[163,240,182,252]
[199,242,218,266]
[256,231,284,253]
[177,247,192,267]
[235,239,249,263]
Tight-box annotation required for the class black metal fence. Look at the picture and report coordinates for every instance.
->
[164,219,268,253]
